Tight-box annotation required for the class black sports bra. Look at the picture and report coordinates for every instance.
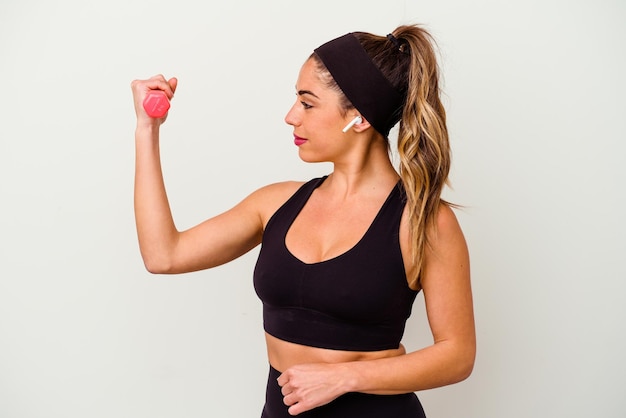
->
[253,177,418,351]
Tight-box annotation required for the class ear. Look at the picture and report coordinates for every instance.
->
[352,115,372,133]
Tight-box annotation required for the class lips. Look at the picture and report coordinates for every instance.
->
[293,135,307,146]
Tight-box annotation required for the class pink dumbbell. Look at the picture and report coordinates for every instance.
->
[143,91,170,118]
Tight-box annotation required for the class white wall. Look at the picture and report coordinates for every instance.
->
[1,0,624,417]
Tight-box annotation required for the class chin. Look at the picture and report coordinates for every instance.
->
[297,149,328,164]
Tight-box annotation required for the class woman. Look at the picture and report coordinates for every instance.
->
[131,24,475,417]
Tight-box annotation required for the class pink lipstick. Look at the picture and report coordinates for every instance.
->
[294,135,307,146]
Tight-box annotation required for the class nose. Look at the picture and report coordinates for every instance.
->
[284,102,300,127]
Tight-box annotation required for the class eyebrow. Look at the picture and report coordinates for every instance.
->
[296,88,320,99]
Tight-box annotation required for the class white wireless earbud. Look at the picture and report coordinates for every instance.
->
[342,116,363,133]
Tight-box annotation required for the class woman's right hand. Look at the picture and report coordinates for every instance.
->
[130,74,178,127]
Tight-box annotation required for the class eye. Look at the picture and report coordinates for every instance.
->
[300,101,313,109]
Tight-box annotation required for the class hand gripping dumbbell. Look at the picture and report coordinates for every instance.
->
[143,91,170,118]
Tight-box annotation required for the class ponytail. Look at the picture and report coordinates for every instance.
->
[356,25,451,288]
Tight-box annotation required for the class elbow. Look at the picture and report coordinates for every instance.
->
[451,347,476,384]
[137,234,182,274]
[143,260,171,275]
[434,341,476,386]
[141,252,175,274]
[455,357,475,383]
[144,261,170,274]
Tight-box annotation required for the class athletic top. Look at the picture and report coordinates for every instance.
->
[253,176,419,351]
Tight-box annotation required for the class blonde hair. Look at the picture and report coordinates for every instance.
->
[385,25,451,288]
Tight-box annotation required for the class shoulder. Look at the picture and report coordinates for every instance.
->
[429,203,466,246]
[400,201,468,288]
[248,180,308,203]
[423,203,469,272]
[244,180,307,227]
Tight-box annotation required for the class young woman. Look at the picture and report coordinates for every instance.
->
[131,24,475,418]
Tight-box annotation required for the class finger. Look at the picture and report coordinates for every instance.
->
[276,372,288,387]
[133,75,175,99]
[282,392,297,407]
[168,77,178,95]
[288,403,306,416]
[280,383,291,396]
[149,75,175,98]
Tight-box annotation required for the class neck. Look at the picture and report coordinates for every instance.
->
[325,135,399,196]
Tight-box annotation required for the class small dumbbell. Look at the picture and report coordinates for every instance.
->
[143,91,170,118]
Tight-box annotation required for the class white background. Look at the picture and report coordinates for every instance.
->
[1,0,624,417]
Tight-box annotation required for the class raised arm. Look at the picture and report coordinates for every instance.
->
[131,75,290,274]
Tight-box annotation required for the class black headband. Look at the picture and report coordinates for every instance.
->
[314,33,404,137]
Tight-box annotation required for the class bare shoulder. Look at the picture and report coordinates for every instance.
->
[245,180,306,227]
[424,203,469,271]
[432,203,465,240]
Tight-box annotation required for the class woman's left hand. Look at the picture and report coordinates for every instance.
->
[277,363,351,415]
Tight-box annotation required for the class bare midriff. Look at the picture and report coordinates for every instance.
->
[265,332,406,373]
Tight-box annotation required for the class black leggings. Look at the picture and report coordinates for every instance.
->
[261,365,426,418]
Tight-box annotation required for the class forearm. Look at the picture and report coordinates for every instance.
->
[134,125,179,272]
[345,342,475,395]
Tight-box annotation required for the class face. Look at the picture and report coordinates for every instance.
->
[284,58,356,163]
